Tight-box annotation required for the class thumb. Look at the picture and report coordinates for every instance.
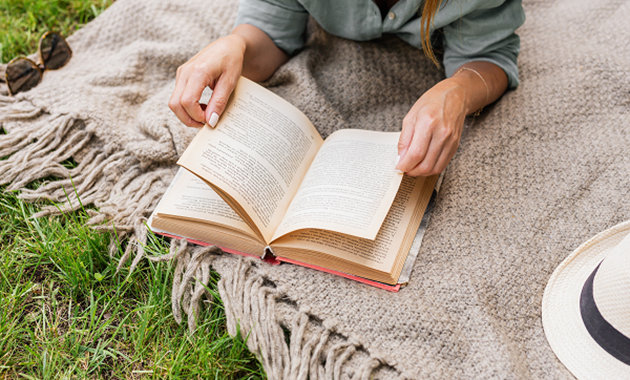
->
[205,74,238,128]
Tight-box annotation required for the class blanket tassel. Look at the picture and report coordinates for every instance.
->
[165,243,403,380]
[0,105,175,281]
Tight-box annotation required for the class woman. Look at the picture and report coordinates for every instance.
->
[169,0,525,177]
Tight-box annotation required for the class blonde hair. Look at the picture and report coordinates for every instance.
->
[420,0,445,67]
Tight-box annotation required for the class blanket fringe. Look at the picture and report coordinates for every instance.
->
[92,164,175,273]
[1,106,174,278]
[0,111,117,217]
[1,113,79,185]
[161,242,403,380]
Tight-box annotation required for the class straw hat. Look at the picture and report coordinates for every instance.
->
[542,220,630,380]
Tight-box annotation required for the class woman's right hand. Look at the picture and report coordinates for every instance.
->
[169,24,289,128]
[169,34,246,128]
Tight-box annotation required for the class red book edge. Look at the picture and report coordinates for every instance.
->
[154,231,400,292]
[275,256,401,292]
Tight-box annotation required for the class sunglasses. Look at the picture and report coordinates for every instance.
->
[5,32,72,96]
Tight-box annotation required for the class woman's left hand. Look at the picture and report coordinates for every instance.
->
[395,61,508,177]
[395,79,467,177]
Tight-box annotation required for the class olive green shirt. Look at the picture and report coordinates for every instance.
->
[234,0,525,89]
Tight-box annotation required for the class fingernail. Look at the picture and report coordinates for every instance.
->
[395,155,403,174]
[208,112,219,128]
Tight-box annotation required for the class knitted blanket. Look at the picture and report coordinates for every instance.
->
[2,0,629,378]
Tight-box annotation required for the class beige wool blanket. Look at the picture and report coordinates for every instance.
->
[2,0,630,378]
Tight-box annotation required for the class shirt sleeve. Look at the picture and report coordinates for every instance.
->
[234,0,309,55]
[442,0,526,90]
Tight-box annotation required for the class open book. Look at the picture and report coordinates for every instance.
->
[151,77,438,286]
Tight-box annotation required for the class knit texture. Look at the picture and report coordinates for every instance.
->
[1,0,629,378]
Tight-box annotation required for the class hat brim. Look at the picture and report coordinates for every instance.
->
[542,220,630,380]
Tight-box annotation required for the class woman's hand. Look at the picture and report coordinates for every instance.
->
[396,61,509,176]
[396,81,467,177]
[169,35,246,128]
[169,24,289,128]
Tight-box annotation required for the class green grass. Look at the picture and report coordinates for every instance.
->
[0,1,266,379]
[0,0,113,64]
[0,190,265,379]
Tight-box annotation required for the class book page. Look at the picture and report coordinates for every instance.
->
[272,174,425,273]
[271,130,403,241]
[178,77,324,243]
[155,168,259,240]
[151,215,266,257]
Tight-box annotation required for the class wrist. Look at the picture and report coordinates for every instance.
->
[429,77,471,116]
[450,62,509,115]
[230,24,288,82]
[447,72,483,116]
[226,32,248,57]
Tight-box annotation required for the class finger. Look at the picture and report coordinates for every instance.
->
[169,69,204,128]
[205,73,238,128]
[396,113,416,170]
[397,120,432,173]
[181,71,212,125]
[406,135,445,177]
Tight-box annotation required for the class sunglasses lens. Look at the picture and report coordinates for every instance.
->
[6,58,42,95]
[40,33,71,70]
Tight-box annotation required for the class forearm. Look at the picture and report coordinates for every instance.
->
[231,24,289,82]
[447,61,508,115]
